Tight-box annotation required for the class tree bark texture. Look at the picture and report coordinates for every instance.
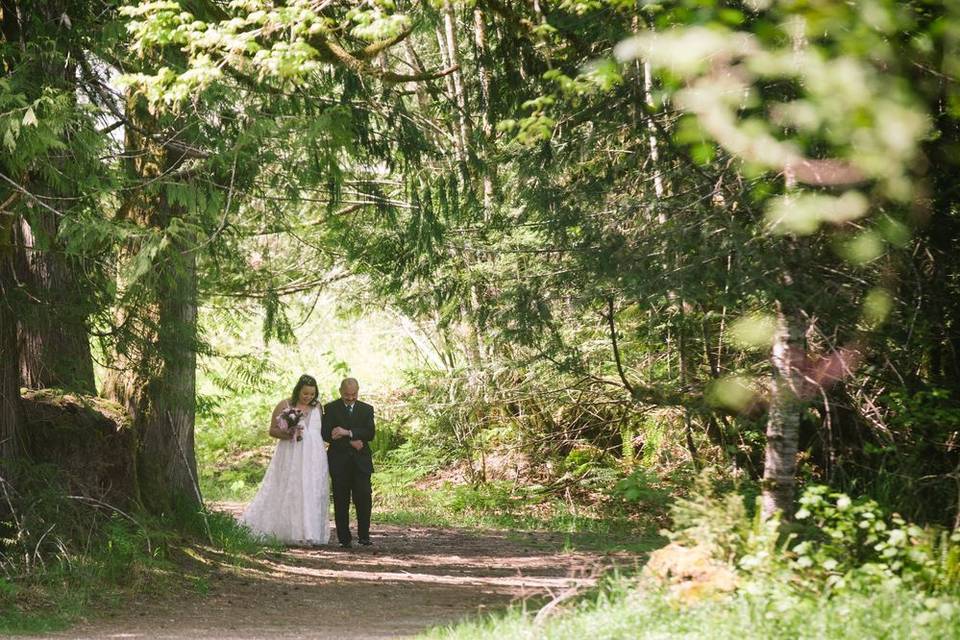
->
[473,8,495,213]
[441,3,472,174]
[761,303,806,520]
[102,95,200,513]
[15,210,96,393]
[761,119,806,520]
[10,0,96,394]
[1,0,29,473]
[0,218,25,468]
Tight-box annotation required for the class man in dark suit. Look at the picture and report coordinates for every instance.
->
[322,377,375,548]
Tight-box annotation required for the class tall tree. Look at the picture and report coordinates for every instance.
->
[0,199,24,467]
[101,93,200,510]
[97,0,960,524]
[111,0,456,509]
[2,0,110,394]
[1,0,118,468]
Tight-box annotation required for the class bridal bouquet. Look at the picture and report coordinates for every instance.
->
[278,407,304,442]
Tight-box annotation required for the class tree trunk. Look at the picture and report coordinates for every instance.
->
[102,95,200,513]
[441,3,472,176]
[11,2,95,393]
[473,8,495,214]
[761,302,806,520]
[434,25,464,165]
[676,297,700,468]
[0,215,25,469]
[133,232,199,511]
[15,210,96,393]
[403,40,433,115]
[1,1,27,477]
[643,60,666,199]
[761,95,807,520]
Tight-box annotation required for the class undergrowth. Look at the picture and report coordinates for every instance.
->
[0,467,267,635]
[418,473,960,640]
[371,441,668,553]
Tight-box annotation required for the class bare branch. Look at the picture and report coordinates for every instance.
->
[605,296,636,396]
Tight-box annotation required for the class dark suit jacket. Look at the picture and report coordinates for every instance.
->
[322,399,375,475]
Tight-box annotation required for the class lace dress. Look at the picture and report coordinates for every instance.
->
[241,402,331,545]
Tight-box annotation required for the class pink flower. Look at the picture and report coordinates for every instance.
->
[278,407,304,442]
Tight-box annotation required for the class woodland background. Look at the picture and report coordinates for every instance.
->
[1,1,959,637]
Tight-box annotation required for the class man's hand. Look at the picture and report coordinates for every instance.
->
[331,426,351,440]
[349,439,364,451]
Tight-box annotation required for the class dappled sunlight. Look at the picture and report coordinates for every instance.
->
[38,522,636,640]
[225,522,629,590]
[256,561,594,591]
[7,0,960,638]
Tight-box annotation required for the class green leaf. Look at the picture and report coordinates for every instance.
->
[2,128,16,151]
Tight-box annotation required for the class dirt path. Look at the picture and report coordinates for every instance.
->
[32,503,640,639]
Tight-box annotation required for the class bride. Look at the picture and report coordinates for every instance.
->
[241,374,331,545]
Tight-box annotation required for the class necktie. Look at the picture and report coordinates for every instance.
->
[347,404,353,415]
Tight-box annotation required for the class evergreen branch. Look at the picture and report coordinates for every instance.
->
[314,36,458,83]
[185,154,237,255]
[478,0,538,38]
[358,27,414,60]
[478,0,590,52]
[163,138,210,161]
[534,344,686,408]
[0,171,64,218]
[313,202,363,223]
[97,120,125,137]
[207,271,350,299]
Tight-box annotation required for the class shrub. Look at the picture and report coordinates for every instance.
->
[661,471,960,599]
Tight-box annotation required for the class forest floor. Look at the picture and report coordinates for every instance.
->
[24,502,642,639]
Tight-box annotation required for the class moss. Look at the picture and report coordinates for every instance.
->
[21,389,139,508]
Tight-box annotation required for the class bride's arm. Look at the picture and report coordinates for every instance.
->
[268,400,293,439]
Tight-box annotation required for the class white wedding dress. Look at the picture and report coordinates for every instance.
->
[241,403,331,545]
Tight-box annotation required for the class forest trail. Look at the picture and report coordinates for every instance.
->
[31,503,640,639]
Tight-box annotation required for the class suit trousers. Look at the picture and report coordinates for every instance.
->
[330,461,371,544]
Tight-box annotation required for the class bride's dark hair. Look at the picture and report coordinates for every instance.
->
[290,374,319,406]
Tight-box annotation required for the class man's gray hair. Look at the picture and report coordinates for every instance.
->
[340,377,359,391]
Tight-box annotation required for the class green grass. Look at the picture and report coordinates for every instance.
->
[412,478,960,640]
[195,397,666,554]
[198,430,667,554]
[372,485,662,553]
[0,500,271,636]
[418,578,960,640]
[371,446,666,554]
[195,388,279,502]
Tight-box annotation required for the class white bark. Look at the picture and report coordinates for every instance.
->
[474,8,495,213]
[761,303,806,519]
[442,2,472,168]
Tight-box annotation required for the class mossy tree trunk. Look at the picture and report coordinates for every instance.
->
[7,0,96,395]
[0,0,27,474]
[15,209,96,394]
[102,94,199,513]
[0,212,25,468]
